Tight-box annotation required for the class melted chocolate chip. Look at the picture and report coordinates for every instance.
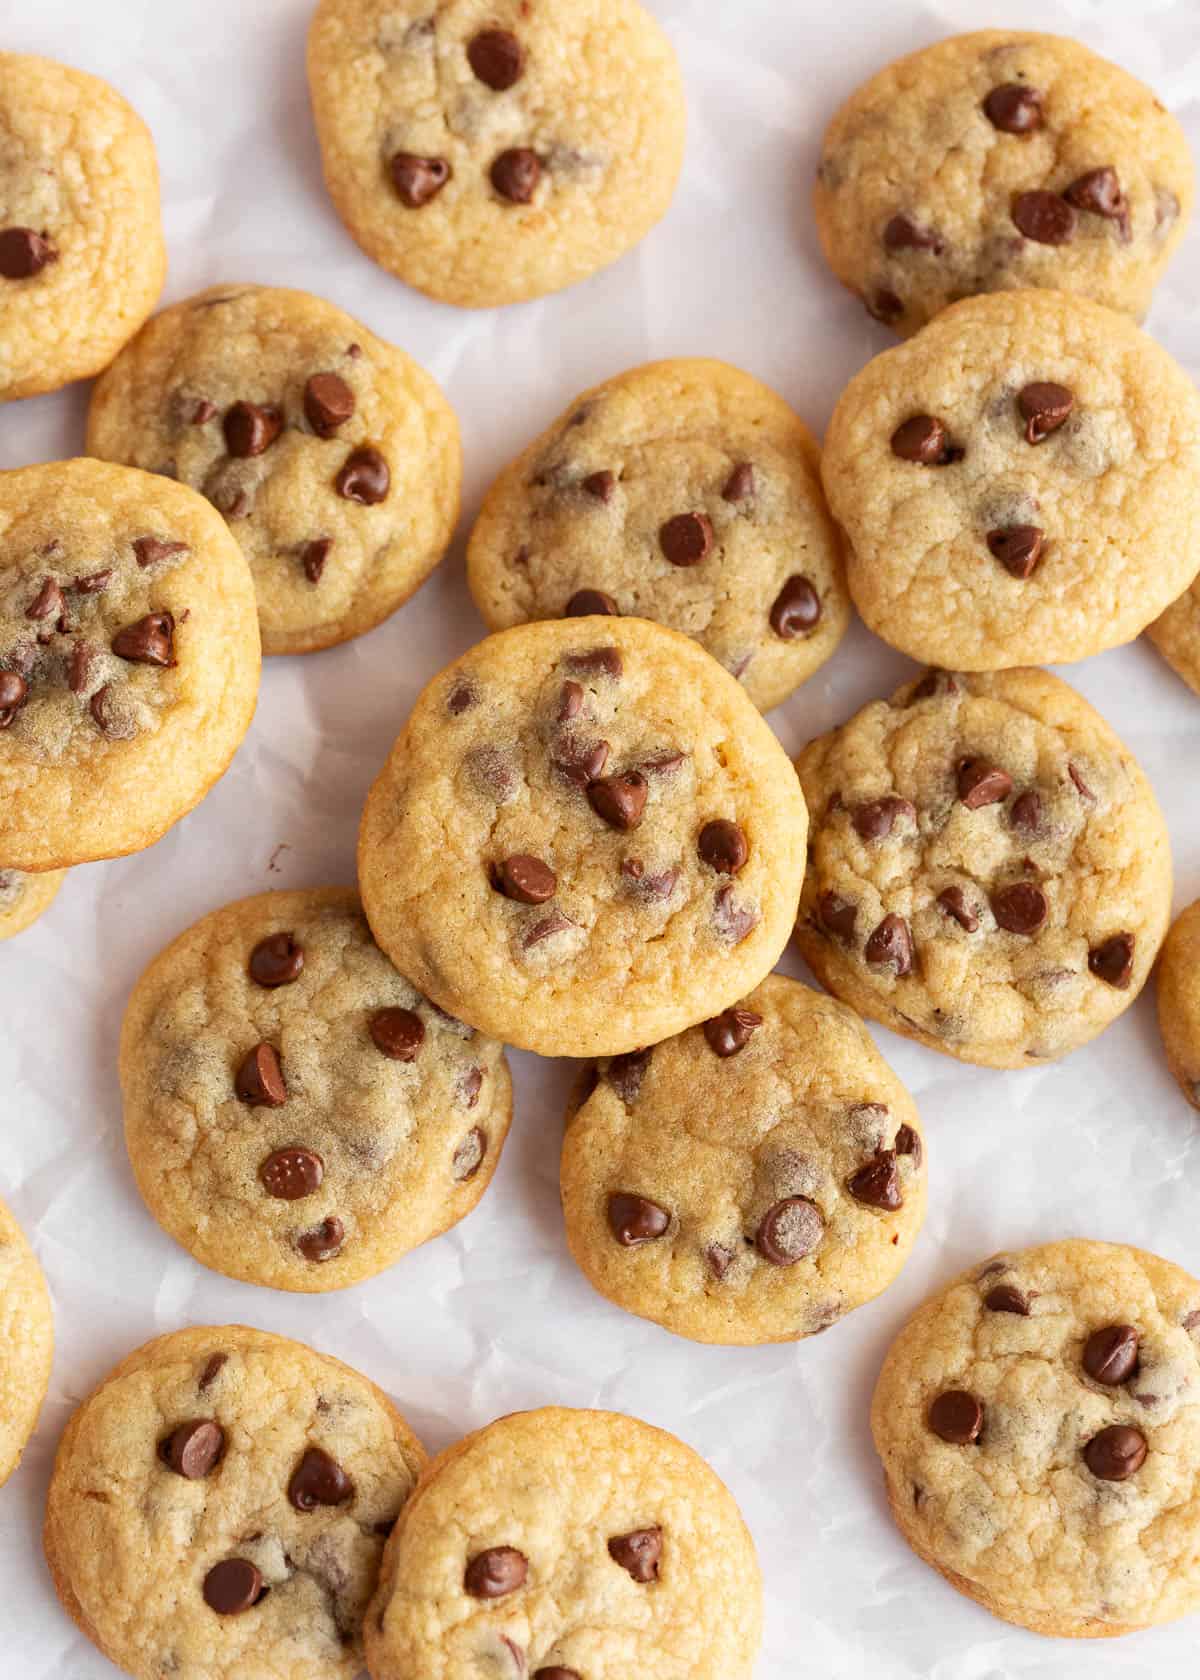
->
[984,1283,1030,1315]
[890,415,954,464]
[659,511,714,567]
[248,931,304,987]
[369,1007,425,1060]
[957,758,1013,809]
[1064,167,1126,224]
[288,1446,353,1511]
[89,685,135,740]
[988,524,1044,579]
[722,462,755,502]
[587,771,647,831]
[491,148,541,203]
[133,537,188,569]
[0,226,57,278]
[1089,933,1135,989]
[702,1006,763,1057]
[769,575,821,639]
[607,1048,652,1103]
[74,567,115,592]
[608,1192,670,1245]
[894,1124,921,1163]
[297,1216,344,1262]
[302,537,332,583]
[159,1420,225,1479]
[335,446,390,504]
[846,1151,902,1210]
[26,577,64,621]
[852,796,915,840]
[1084,1424,1147,1481]
[563,645,622,679]
[983,83,1043,134]
[203,1559,265,1615]
[260,1147,324,1201]
[1018,382,1074,444]
[223,401,281,458]
[304,372,356,437]
[756,1196,824,1265]
[937,886,979,931]
[565,587,618,616]
[991,881,1047,935]
[864,913,914,975]
[468,28,525,89]
[390,152,451,206]
[929,1390,983,1445]
[1013,191,1077,244]
[495,853,557,903]
[608,1527,661,1582]
[522,908,575,948]
[818,891,857,940]
[235,1042,287,1107]
[465,1547,528,1598]
[698,818,748,874]
[1007,790,1042,836]
[112,612,176,667]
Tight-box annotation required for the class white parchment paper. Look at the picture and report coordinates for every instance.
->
[2,1,1199,1674]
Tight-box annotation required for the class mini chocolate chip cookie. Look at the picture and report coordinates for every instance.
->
[1148,579,1200,699]
[466,358,850,711]
[821,289,1200,670]
[561,974,925,1345]
[873,1240,1200,1637]
[0,53,165,400]
[794,667,1171,1068]
[814,30,1193,335]
[0,865,65,940]
[358,618,808,1057]
[306,0,686,307]
[0,460,260,872]
[365,1406,762,1678]
[120,889,512,1291]
[87,285,461,656]
[0,1194,53,1486]
[1157,899,1200,1112]
[44,1324,425,1680]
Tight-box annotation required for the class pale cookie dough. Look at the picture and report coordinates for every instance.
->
[120,888,512,1292]
[794,667,1172,1069]
[821,290,1200,671]
[873,1240,1200,1638]
[0,53,165,400]
[44,1324,426,1680]
[0,865,65,939]
[307,0,686,308]
[466,359,850,712]
[87,285,461,657]
[814,30,1193,336]
[365,1406,762,1679]
[1148,581,1200,699]
[561,974,926,1346]
[0,1194,53,1486]
[1156,899,1200,1112]
[0,460,260,872]
[358,618,808,1058]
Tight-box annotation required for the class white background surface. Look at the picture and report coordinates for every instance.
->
[2,0,1199,1675]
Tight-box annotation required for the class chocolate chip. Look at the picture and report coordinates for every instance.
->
[522,907,575,948]
[452,1127,487,1181]
[203,1559,264,1615]
[89,685,135,739]
[865,913,914,975]
[706,1243,734,1279]
[587,771,647,831]
[769,575,821,639]
[465,1547,527,1599]
[890,415,953,465]
[883,214,943,253]
[894,1124,921,1163]
[1083,1324,1140,1385]
[957,758,1013,809]
[448,680,477,715]
[223,401,281,458]
[608,1527,661,1583]
[74,568,115,592]
[335,446,390,504]
[495,854,557,903]
[1017,382,1074,444]
[369,1007,425,1060]
[467,27,525,89]
[1064,167,1125,225]
[1088,933,1134,988]
[249,931,304,987]
[304,372,356,437]
[235,1042,286,1107]
[581,469,616,502]
[112,612,177,668]
[988,524,1044,579]
[391,152,451,207]
[818,891,857,940]
[198,1353,227,1392]
[191,399,217,424]
[756,1196,824,1265]
[847,1151,902,1210]
[260,1147,324,1201]
[1009,790,1042,835]
[563,645,622,679]
[456,1068,483,1110]
[608,1192,669,1245]
[937,886,979,931]
[0,226,57,279]
[302,538,332,583]
[1084,1424,1147,1481]
[133,537,188,569]
[26,577,64,622]
[1068,763,1095,801]
[69,643,94,698]
[659,511,714,567]
[983,83,1043,134]
[159,1420,225,1479]
[0,670,28,727]
[722,462,755,502]
[565,588,618,616]
[984,1284,1030,1315]
[1013,191,1076,244]
[703,1006,763,1057]
[698,818,748,874]
[608,1048,652,1103]
[712,884,757,944]
[535,1670,582,1680]
[867,288,903,323]
[990,881,1047,935]
[491,148,541,203]
[297,1216,344,1262]
[852,795,915,839]
[557,680,583,722]
[929,1390,983,1445]
[288,1446,353,1511]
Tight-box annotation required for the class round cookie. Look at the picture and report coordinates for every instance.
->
[1156,899,1200,1112]
[0,1195,53,1486]
[820,290,1200,671]
[561,974,926,1345]
[872,1239,1200,1638]
[306,0,686,309]
[120,888,512,1292]
[365,1406,762,1678]
[794,667,1172,1069]
[87,285,462,657]
[1148,581,1200,699]
[0,459,260,872]
[466,359,850,712]
[358,618,808,1058]
[0,53,165,400]
[0,865,65,939]
[814,30,1193,336]
[44,1324,426,1680]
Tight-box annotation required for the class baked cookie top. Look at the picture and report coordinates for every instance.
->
[466,358,850,712]
[814,30,1193,336]
[794,667,1172,1069]
[561,974,926,1345]
[0,460,260,872]
[306,0,686,307]
[0,1194,53,1487]
[0,865,64,941]
[120,888,512,1292]
[358,617,808,1057]
[821,290,1200,671]
[44,1324,426,1680]
[1157,899,1200,1113]
[0,52,165,399]
[872,1240,1200,1637]
[1148,579,1200,700]
[365,1406,762,1679]
[87,284,461,657]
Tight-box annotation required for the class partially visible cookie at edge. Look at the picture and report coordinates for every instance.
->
[0,866,65,940]
[1157,899,1200,1112]
[1148,581,1200,699]
[0,1194,53,1487]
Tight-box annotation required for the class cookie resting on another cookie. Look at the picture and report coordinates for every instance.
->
[0,866,65,940]
[0,1195,53,1487]
[1156,899,1200,1113]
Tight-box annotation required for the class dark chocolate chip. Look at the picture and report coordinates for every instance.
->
[0,226,58,279]
[1017,382,1074,444]
[756,1196,825,1265]
[847,1151,902,1210]
[296,1216,344,1262]
[1084,1424,1147,1481]
[302,537,332,583]
[369,1007,425,1060]
[983,83,1043,135]
[235,1042,287,1107]
[818,891,857,940]
[894,1124,921,1163]
[1064,167,1125,222]
[491,148,541,203]
[984,1284,1030,1315]
[557,680,584,722]
[198,1353,227,1392]
[1009,790,1042,835]
[937,886,979,931]
[288,1446,353,1511]
[890,415,952,464]
[581,469,616,502]
[304,372,356,438]
[565,588,618,616]
[698,818,748,874]
[74,568,115,592]
[607,1048,652,1103]
[112,612,176,667]
[1012,191,1077,244]
[607,1192,670,1246]
[929,1390,983,1444]
[864,913,914,975]
[495,854,557,903]
[1083,1324,1139,1385]
[0,670,28,727]
[68,642,94,693]
[990,882,1048,935]
[465,1547,528,1599]
[587,771,647,831]
[702,1006,763,1057]
[223,401,281,458]
[133,537,188,569]
[390,152,451,207]
[722,462,755,502]
[1088,933,1134,988]
[26,577,64,621]
[852,795,915,839]
[883,214,943,253]
[448,680,477,715]
[203,1559,264,1615]
[335,446,390,504]
[867,288,903,323]
[248,931,304,987]
[957,758,1013,809]
[659,511,714,567]
[769,575,821,639]
[159,1420,225,1479]
[608,1527,661,1583]
[468,28,525,89]
[260,1147,324,1201]
[988,524,1044,578]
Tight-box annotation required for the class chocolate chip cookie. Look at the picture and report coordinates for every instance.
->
[561,974,925,1345]
[120,888,512,1292]
[814,30,1193,335]
[365,1406,762,1678]
[794,667,1172,1068]
[44,1324,425,1680]
[1157,899,1200,1112]
[358,618,808,1057]
[873,1240,1200,1637]
[0,460,260,872]
[821,289,1200,670]
[0,865,64,940]
[466,358,850,711]
[1148,580,1200,699]
[0,52,165,400]
[87,285,461,657]
[0,1194,53,1486]
[306,0,686,308]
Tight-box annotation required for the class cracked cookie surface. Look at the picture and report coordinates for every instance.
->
[821,290,1200,670]
[0,1194,53,1486]
[87,284,461,656]
[365,1406,762,1679]
[44,1324,426,1680]
[0,52,165,400]
[0,864,64,940]
[872,1239,1200,1637]
[306,0,685,307]
[358,617,808,1058]
[561,974,925,1345]
[1156,898,1200,1113]
[466,358,849,711]
[814,30,1193,336]
[794,667,1171,1068]
[120,888,512,1292]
